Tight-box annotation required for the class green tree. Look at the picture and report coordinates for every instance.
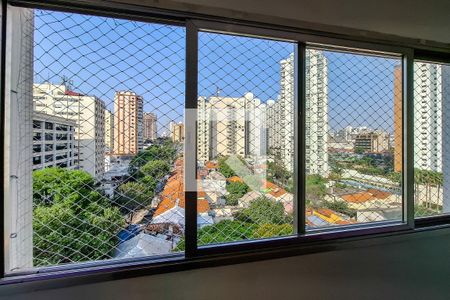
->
[321,200,357,218]
[218,156,236,178]
[234,196,287,225]
[329,166,343,181]
[33,168,124,267]
[252,224,293,239]
[354,146,365,154]
[267,156,291,186]
[140,176,158,191]
[387,172,402,184]
[128,142,176,177]
[225,194,240,206]
[218,155,251,178]
[175,220,257,250]
[226,181,249,197]
[306,174,327,207]
[33,167,95,206]
[140,160,171,180]
[115,181,155,213]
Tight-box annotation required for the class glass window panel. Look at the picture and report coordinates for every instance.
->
[305,47,403,229]
[196,31,296,246]
[5,8,185,273]
[413,61,450,217]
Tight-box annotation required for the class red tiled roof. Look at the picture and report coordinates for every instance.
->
[341,192,374,203]
[205,161,218,169]
[341,189,392,203]
[65,90,83,96]
[153,196,210,217]
[227,176,244,183]
[154,159,210,217]
[261,180,287,198]
[367,189,391,199]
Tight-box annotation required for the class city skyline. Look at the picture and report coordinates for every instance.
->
[34,10,398,134]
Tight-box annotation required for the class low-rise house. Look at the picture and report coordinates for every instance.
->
[115,232,175,259]
[261,180,294,214]
[238,191,263,208]
[340,188,401,210]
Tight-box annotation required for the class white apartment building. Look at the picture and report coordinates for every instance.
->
[32,112,76,170]
[268,51,329,176]
[414,63,443,172]
[33,83,106,179]
[197,93,267,162]
[105,109,114,154]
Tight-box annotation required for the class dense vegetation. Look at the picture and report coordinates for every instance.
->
[115,140,177,216]
[175,196,293,250]
[33,168,124,266]
[225,181,249,205]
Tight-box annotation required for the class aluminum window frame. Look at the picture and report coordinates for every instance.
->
[0,0,448,288]
[189,19,414,257]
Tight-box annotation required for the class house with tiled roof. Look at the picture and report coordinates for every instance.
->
[152,159,213,228]
[340,189,401,210]
[261,180,294,213]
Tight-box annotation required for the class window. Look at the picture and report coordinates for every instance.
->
[33,144,42,153]
[4,7,186,273]
[2,2,448,283]
[44,133,53,141]
[413,61,450,218]
[305,48,403,228]
[33,132,42,141]
[196,31,296,245]
[33,120,42,129]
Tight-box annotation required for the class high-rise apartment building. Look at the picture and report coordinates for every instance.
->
[171,122,185,143]
[104,109,114,154]
[268,51,329,176]
[33,83,106,179]
[393,65,403,172]
[143,112,157,141]
[113,91,143,156]
[413,63,443,172]
[197,93,267,162]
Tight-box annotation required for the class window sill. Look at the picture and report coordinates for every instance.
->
[1,221,449,295]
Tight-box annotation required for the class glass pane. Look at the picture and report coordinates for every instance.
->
[5,8,185,272]
[194,31,296,247]
[414,61,450,217]
[305,48,403,229]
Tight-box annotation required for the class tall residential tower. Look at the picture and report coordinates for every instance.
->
[113,91,144,156]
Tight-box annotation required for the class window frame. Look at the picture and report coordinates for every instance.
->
[0,0,449,289]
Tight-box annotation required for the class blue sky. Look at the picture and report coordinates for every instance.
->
[34,10,399,134]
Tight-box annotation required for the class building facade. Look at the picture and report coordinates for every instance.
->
[393,65,403,172]
[414,63,443,172]
[143,112,157,141]
[32,112,76,170]
[354,130,390,153]
[104,109,114,154]
[267,51,329,176]
[197,93,267,162]
[171,122,185,143]
[33,83,106,179]
[113,91,143,156]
